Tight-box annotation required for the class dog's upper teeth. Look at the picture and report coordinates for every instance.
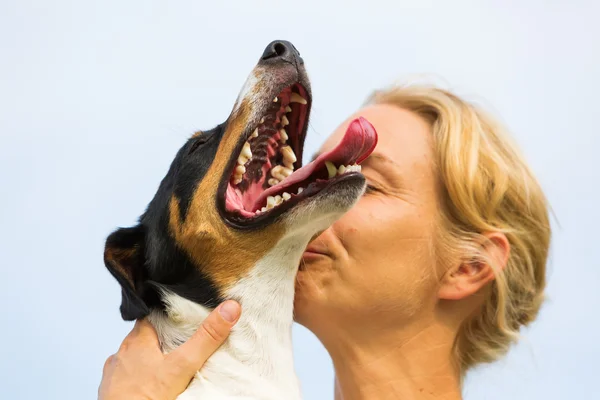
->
[271,165,293,181]
[242,142,252,159]
[268,178,280,186]
[281,146,297,168]
[285,105,292,113]
[238,155,249,165]
[260,117,265,124]
[290,93,307,104]
[235,165,246,175]
[251,128,259,138]
[273,96,278,102]
[281,115,289,127]
[280,129,288,143]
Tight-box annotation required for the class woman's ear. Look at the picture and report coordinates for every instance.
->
[438,232,510,300]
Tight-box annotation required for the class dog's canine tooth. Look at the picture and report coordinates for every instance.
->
[281,115,289,127]
[282,192,291,201]
[325,161,337,178]
[290,92,307,104]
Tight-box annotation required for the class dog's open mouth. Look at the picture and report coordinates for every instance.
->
[221,83,377,226]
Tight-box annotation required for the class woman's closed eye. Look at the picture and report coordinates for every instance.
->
[365,181,383,194]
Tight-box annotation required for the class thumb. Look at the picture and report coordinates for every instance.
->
[168,300,241,372]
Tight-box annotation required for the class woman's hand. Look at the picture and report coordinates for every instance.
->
[98,300,241,400]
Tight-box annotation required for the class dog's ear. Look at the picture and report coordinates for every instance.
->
[104,225,151,321]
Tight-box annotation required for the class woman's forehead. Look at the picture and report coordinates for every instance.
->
[317,104,433,167]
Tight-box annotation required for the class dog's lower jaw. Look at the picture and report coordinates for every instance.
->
[149,237,307,400]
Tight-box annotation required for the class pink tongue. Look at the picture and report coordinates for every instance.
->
[253,117,378,209]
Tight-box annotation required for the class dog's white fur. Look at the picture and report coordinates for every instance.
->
[148,200,361,399]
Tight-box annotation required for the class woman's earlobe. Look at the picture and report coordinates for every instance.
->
[438,232,510,301]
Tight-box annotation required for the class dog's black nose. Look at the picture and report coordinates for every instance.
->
[261,40,303,65]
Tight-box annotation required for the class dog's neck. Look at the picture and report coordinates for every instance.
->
[149,235,308,399]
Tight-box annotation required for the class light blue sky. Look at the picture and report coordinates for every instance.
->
[1,1,598,399]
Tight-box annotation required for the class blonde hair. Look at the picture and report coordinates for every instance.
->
[366,84,552,374]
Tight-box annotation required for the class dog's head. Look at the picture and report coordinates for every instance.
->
[104,41,377,321]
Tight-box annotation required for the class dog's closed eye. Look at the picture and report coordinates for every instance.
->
[188,135,211,155]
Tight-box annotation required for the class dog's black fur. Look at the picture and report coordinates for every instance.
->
[105,125,226,321]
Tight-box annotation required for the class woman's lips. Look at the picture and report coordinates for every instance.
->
[303,244,330,256]
[300,246,330,268]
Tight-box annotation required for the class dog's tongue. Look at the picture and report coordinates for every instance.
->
[312,116,378,167]
[253,117,377,207]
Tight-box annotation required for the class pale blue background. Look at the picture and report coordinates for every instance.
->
[1,1,599,399]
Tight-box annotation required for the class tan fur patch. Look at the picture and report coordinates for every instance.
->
[104,247,138,287]
[169,99,286,291]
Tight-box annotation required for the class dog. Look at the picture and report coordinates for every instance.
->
[104,40,377,399]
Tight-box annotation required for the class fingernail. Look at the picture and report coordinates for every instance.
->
[218,301,240,323]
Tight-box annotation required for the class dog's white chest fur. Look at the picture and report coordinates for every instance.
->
[148,237,309,400]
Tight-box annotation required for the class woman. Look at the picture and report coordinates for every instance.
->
[99,84,551,400]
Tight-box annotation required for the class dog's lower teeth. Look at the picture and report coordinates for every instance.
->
[325,161,337,178]
[297,187,304,194]
[281,115,289,127]
[282,192,291,201]
[323,162,362,179]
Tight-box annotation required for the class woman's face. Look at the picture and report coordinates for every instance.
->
[294,103,443,336]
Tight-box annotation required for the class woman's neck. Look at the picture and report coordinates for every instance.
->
[325,315,463,400]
